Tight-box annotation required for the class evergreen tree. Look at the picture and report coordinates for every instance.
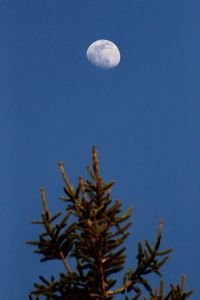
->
[27,147,193,300]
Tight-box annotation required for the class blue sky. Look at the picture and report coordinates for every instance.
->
[0,0,199,299]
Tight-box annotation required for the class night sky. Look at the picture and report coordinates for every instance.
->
[0,1,199,299]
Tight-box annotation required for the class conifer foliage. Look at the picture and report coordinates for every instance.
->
[27,147,193,300]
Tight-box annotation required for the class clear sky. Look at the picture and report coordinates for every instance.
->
[0,1,199,299]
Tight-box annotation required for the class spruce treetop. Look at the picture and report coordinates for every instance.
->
[27,147,193,300]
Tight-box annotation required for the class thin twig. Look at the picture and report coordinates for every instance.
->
[40,187,73,275]
[59,161,75,196]
[59,251,73,275]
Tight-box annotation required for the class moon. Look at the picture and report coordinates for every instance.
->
[86,40,121,69]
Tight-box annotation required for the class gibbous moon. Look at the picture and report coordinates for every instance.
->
[86,40,121,69]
